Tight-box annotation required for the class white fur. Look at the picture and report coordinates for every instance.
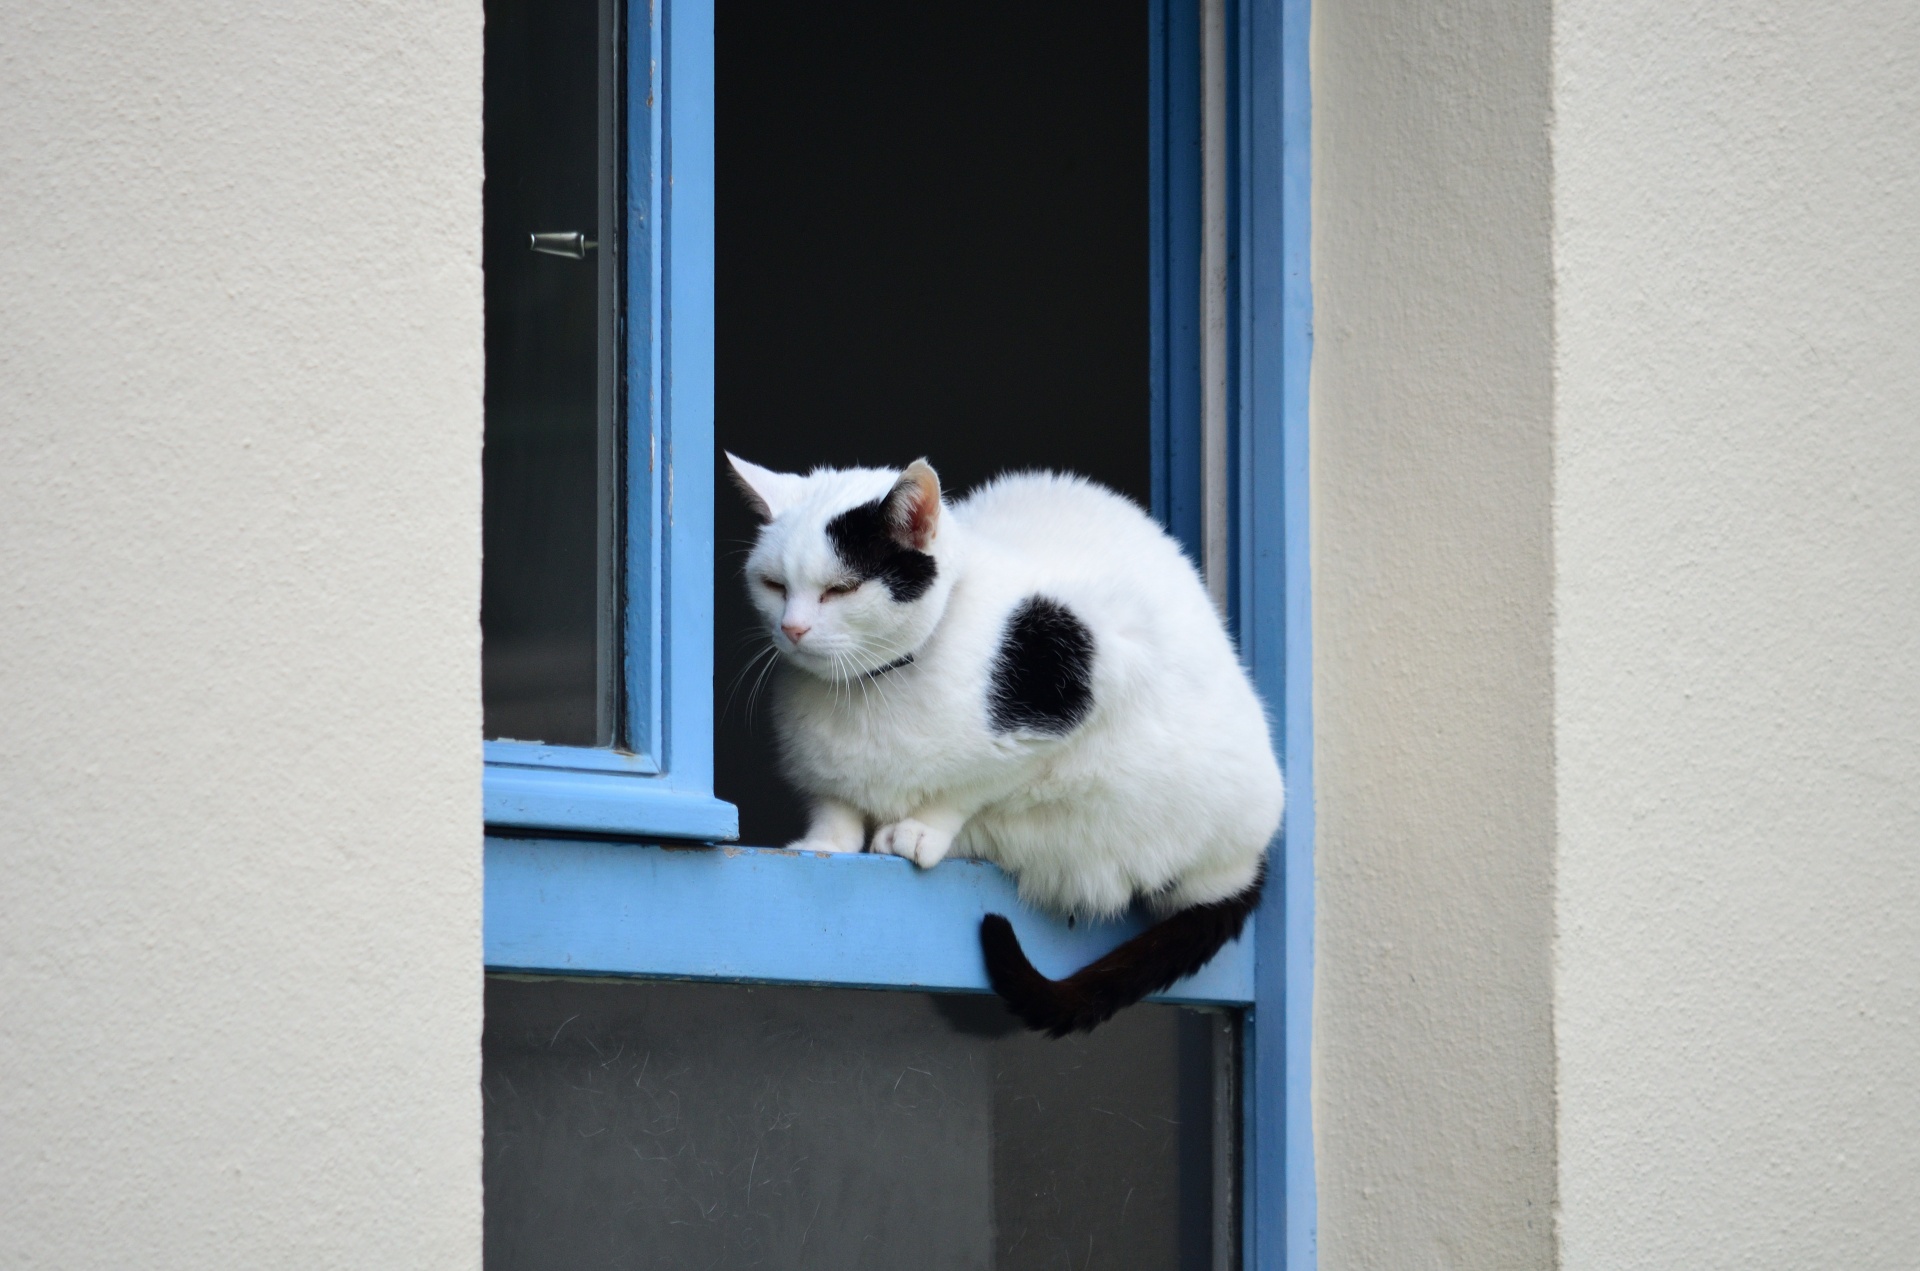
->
[732,457,1284,919]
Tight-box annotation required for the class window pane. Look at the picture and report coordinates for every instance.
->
[483,0,621,747]
[484,976,1237,1270]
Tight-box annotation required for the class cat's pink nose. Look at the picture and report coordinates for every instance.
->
[781,620,811,644]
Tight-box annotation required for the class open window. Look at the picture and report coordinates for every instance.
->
[481,1,1312,1265]
[481,0,732,839]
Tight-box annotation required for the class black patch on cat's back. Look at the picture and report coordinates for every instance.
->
[825,497,938,602]
[989,596,1095,735]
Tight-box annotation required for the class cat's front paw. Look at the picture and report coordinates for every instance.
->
[870,819,955,869]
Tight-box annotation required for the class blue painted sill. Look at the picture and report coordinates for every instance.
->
[484,837,1255,1005]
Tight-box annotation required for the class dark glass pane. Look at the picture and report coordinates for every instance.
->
[483,0,621,747]
[484,977,1237,1270]
[716,0,1151,844]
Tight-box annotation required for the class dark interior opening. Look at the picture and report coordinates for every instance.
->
[716,0,1153,846]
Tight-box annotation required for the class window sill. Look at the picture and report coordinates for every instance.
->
[483,837,1256,1005]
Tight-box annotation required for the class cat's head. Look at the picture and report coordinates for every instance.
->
[727,454,959,681]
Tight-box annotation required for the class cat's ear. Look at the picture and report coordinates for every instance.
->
[726,453,805,522]
[885,458,943,551]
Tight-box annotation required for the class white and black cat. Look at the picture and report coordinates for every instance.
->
[728,454,1283,1034]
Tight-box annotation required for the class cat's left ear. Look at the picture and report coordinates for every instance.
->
[885,458,942,551]
[726,453,806,522]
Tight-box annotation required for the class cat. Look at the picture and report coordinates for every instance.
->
[727,453,1283,1035]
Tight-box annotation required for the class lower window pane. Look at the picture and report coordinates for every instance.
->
[484,976,1237,1269]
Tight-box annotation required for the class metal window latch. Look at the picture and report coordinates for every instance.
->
[529,231,598,259]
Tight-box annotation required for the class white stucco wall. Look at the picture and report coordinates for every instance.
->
[1553,0,1920,1266]
[1318,0,1919,1266]
[1311,0,1558,1266]
[0,5,484,1267]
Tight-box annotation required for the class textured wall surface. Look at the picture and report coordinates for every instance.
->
[1310,0,1558,1266]
[1554,1,1920,1266]
[0,5,484,1267]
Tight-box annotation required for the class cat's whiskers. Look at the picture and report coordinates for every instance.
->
[742,642,784,728]
[725,640,779,714]
[850,638,915,738]
[863,644,903,718]
[837,649,862,711]
[848,644,876,716]
[835,649,863,713]
[816,645,844,707]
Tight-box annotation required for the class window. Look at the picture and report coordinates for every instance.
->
[481,0,732,839]
[481,0,1313,1266]
[481,0,619,752]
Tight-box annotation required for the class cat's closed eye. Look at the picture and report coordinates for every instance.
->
[821,581,861,599]
[759,576,786,595]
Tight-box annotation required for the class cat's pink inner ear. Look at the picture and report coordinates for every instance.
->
[887,459,942,551]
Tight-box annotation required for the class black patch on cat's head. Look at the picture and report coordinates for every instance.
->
[825,496,938,602]
[988,596,1095,736]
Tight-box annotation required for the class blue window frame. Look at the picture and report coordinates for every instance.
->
[482,0,734,842]
[483,0,1313,1264]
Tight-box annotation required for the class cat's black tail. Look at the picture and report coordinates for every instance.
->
[979,867,1264,1037]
